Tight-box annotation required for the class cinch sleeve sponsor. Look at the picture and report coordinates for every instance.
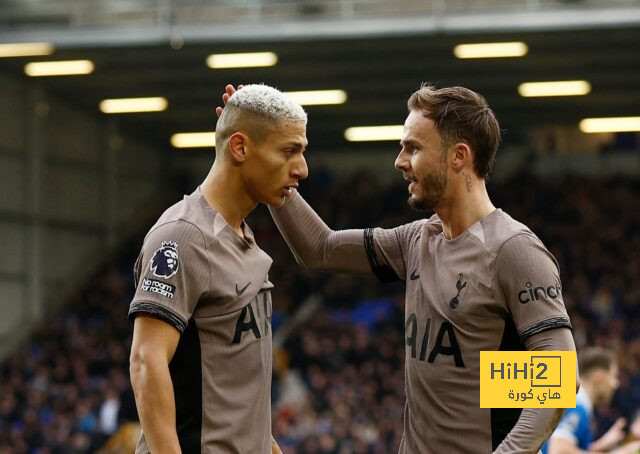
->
[496,233,572,342]
[129,220,209,333]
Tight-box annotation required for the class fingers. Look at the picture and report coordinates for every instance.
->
[614,417,628,429]
[217,84,243,117]
[217,92,230,117]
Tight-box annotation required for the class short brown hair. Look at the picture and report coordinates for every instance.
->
[407,84,501,179]
[578,347,616,378]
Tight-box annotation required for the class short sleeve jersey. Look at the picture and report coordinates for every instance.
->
[367,209,572,454]
[541,388,593,453]
[128,188,274,454]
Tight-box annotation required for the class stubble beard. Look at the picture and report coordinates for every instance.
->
[408,163,448,212]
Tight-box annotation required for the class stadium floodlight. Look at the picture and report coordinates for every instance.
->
[453,42,528,59]
[171,132,216,148]
[206,52,277,69]
[0,42,54,58]
[579,116,640,133]
[99,97,168,114]
[518,80,591,97]
[285,90,347,106]
[344,125,404,142]
[25,60,94,76]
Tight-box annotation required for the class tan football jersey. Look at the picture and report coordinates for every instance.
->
[368,209,572,454]
[128,187,274,454]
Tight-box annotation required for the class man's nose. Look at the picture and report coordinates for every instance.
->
[395,150,409,171]
[293,154,309,180]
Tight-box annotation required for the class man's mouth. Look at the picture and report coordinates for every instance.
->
[403,176,418,194]
[282,183,299,196]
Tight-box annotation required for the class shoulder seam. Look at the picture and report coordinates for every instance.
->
[494,232,536,262]
[149,219,206,243]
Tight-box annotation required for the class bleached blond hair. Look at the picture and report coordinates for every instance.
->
[215,84,307,153]
[227,84,306,123]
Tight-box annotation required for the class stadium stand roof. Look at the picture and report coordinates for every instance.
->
[0,0,638,151]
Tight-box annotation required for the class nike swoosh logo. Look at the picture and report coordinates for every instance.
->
[410,270,420,280]
[235,282,251,296]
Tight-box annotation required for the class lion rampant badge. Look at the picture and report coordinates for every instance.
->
[150,241,180,278]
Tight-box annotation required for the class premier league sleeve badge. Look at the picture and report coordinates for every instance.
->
[150,241,180,278]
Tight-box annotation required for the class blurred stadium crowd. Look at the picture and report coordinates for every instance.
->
[1,170,639,453]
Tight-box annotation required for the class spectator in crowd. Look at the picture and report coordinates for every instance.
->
[0,174,639,452]
[543,347,640,453]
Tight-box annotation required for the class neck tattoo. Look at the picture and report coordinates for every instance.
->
[462,171,472,193]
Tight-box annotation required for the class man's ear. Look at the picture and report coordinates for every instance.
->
[451,142,472,172]
[228,132,249,163]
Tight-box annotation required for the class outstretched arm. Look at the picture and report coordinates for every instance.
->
[218,84,404,279]
[588,418,640,453]
[269,189,373,275]
[220,84,370,274]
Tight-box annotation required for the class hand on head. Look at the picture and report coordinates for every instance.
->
[216,84,244,117]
